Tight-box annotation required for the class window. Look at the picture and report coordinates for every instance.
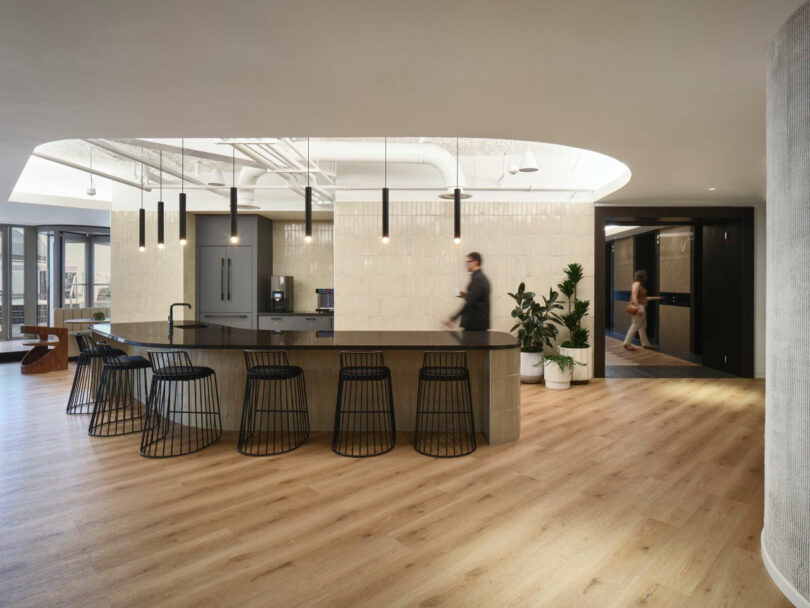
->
[92,239,111,306]
[0,229,4,337]
[63,240,86,309]
[10,227,24,337]
[37,232,51,325]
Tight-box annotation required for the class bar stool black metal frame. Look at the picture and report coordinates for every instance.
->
[140,350,222,458]
[332,351,396,457]
[238,350,310,456]
[88,343,150,437]
[413,351,477,458]
[66,334,124,415]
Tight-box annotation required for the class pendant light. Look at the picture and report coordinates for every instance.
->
[382,137,389,243]
[157,151,165,249]
[304,137,312,243]
[454,138,461,244]
[230,147,239,243]
[86,147,96,196]
[519,146,539,172]
[138,158,145,252]
[179,138,187,246]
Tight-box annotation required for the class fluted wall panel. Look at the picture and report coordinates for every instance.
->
[764,2,810,605]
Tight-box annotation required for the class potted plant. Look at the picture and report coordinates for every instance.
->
[554,262,593,382]
[508,282,563,383]
[543,353,576,390]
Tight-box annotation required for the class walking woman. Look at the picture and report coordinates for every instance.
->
[624,270,664,351]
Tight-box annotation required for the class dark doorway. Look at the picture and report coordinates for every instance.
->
[605,242,613,333]
[594,207,754,378]
[702,221,752,377]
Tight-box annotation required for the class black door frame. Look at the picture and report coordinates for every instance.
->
[594,206,754,378]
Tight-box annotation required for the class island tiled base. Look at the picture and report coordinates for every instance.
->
[111,344,521,445]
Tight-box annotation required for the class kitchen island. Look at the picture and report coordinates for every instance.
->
[91,322,521,445]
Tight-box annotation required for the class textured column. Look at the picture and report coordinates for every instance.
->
[764,2,810,606]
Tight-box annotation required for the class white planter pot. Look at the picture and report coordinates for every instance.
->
[544,359,572,390]
[519,351,544,383]
[559,346,593,382]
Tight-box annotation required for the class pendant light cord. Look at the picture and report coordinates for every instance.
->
[307,138,311,187]
[232,146,235,187]
[159,151,162,199]
[456,137,459,189]
[181,138,184,192]
[384,137,387,188]
[140,147,144,208]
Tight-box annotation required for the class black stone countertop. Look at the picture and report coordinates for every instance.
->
[91,322,518,350]
[257,311,334,317]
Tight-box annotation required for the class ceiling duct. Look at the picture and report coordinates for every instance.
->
[289,141,467,189]
[235,166,267,205]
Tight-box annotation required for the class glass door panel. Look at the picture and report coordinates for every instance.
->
[37,232,50,325]
[63,240,87,309]
[0,228,4,338]
[92,239,111,307]
[10,227,24,337]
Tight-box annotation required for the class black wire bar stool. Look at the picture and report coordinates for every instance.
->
[332,351,396,457]
[413,351,477,458]
[238,350,310,456]
[139,350,222,458]
[66,333,125,415]
[88,343,150,437]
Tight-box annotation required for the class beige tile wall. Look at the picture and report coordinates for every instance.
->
[272,221,334,311]
[333,200,594,341]
[110,210,196,322]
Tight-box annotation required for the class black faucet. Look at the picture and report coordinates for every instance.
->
[168,302,192,333]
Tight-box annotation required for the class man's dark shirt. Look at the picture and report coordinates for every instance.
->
[452,269,491,330]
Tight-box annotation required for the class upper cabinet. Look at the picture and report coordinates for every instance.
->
[195,215,273,329]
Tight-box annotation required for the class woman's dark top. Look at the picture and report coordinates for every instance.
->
[452,269,491,330]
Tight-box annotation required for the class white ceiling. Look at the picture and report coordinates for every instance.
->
[0,0,804,208]
[12,137,631,209]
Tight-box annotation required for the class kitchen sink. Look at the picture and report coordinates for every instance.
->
[172,323,212,330]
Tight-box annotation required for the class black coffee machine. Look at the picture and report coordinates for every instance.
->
[270,276,294,312]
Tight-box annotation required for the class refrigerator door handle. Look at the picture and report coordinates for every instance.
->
[227,257,232,300]
[220,258,225,300]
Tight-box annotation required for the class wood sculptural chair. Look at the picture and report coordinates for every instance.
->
[20,325,68,374]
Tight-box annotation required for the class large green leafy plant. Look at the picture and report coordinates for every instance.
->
[555,262,591,349]
[508,282,563,353]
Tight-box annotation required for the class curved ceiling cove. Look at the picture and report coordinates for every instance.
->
[11,137,631,214]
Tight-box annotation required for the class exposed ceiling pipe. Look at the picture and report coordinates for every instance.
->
[235,166,268,204]
[150,184,591,193]
[230,143,332,202]
[85,139,224,197]
[32,152,152,191]
[286,141,467,189]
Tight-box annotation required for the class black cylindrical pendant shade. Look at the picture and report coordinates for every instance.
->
[157,200,165,247]
[230,187,238,243]
[382,187,389,241]
[138,208,145,251]
[453,188,461,242]
[305,186,313,241]
[179,192,187,244]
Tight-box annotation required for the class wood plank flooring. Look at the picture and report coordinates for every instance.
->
[0,362,788,607]
[605,336,699,367]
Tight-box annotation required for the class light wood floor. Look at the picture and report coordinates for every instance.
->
[605,336,699,367]
[0,363,788,607]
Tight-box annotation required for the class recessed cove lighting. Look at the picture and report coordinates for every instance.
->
[707,187,717,191]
